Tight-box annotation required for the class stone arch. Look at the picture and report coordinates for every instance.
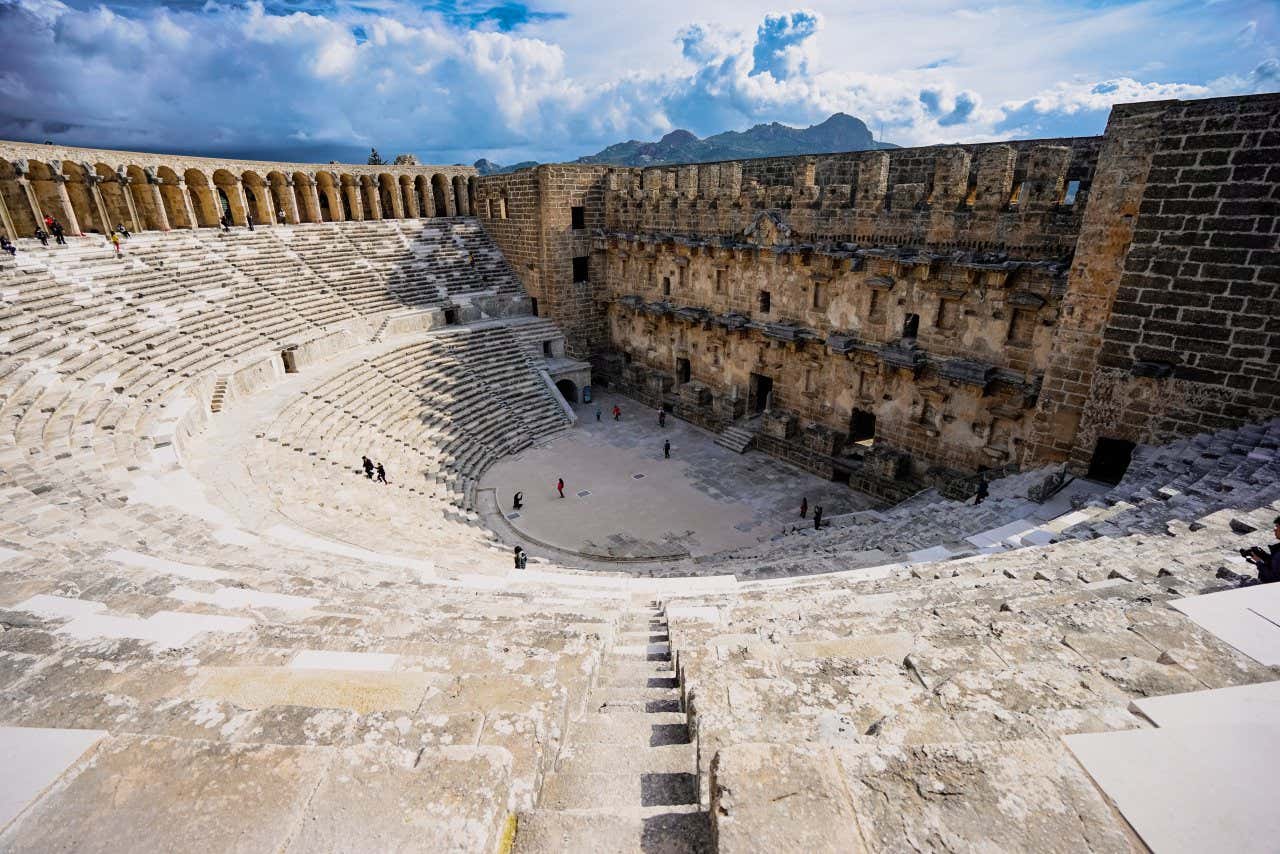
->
[183,169,220,228]
[414,175,433,218]
[93,163,130,231]
[452,175,468,216]
[241,170,269,223]
[0,158,39,237]
[315,172,341,222]
[378,173,401,219]
[292,171,318,223]
[555,379,579,404]
[24,162,68,233]
[431,173,451,217]
[125,165,164,231]
[266,171,293,224]
[158,166,194,229]
[468,176,479,215]
[62,161,101,233]
[212,169,246,224]
[340,173,362,221]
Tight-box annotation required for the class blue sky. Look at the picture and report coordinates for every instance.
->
[0,0,1275,165]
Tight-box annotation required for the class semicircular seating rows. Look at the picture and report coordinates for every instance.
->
[0,220,1277,852]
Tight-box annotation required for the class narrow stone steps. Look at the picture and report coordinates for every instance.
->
[513,605,708,853]
[512,809,711,854]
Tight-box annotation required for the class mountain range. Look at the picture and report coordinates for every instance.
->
[474,113,894,175]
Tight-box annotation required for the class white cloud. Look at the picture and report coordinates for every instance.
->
[0,0,1273,164]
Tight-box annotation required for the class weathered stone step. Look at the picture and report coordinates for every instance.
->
[554,742,694,776]
[512,809,711,854]
[538,769,700,812]
[601,666,679,690]
[595,684,682,707]
[571,711,689,746]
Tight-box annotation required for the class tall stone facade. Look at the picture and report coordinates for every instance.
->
[476,93,1279,496]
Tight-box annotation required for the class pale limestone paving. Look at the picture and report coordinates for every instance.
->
[0,89,1277,854]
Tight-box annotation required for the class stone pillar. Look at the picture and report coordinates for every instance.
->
[176,179,198,229]
[281,178,300,224]
[119,175,143,233]
[346,184,364,220]
[232,179,251,226]
[365,181,382,220]
[0,191,17,240]
[259,191,277,226]
[87,177,112,233]
[308,180,323,223]
[17,177,45,229]
[403,183,419,219]
[387,183,404,219]
[53,175,83,235]
[147,176,171,231]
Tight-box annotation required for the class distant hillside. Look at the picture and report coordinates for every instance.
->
[474,158,539,176]
[576,113,895,166]
[473,113,895,175]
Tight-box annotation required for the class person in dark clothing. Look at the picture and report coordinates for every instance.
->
[813,506,823,530]
[34,227,48,246]
[50,220,66,244]
[247,213,254,231]
[114,223,130,239]
[0,236,13,257]
[375,462,387,484]
[800,497,808,519]
[556,477,564,498]
[513,491,523,510]
[595,406,602,422]
[973,479,989,505]
[220,212,231,232]
[362,456,374,479]
[1242,516,1280,585]
[663,439,670,459]
[658,409,666,428]
[514,546,526,570]
[612,405,621,421]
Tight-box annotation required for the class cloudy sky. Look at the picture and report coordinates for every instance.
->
[0,0,1275,165]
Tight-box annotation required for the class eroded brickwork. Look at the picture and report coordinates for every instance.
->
[476,93,1279,493]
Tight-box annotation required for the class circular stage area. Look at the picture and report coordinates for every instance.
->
[480,392,875,562]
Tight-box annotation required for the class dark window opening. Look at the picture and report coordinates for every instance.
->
[676,357,691,385]
[868,290,884,321]
[759,291,771,314]
[715,269,726,293]
[542,341,553,357]
[572,256,589,283]
[530,297,539,317]
[444,307,459,325]
[662,276,671,296]
[902,313,920,341]
[1086,437,1136,485]
[570,205,585,229]
[748,373,773,415]
[1062,180,1081,206]
[812,282,825,310]
[281,349,299,374]
[850,409,876,444]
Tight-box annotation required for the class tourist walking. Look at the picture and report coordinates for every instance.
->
[362,456,374,479]
[220,212,231,232]
[247,213,254,231]
[800,497,808,519]
[663,439,670,459]
[513,546,526,570]
[513,491,523,510]
[110,231,122,256]
[612,404,621,421]
[658,409,666,428]
[34,227,48,246]
[595,405,602,422]
[813,506,823,530]
[376,462,387,484]
[50,220,66,245]
[556,477,564,498]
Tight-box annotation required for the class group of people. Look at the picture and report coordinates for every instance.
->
[799,497,824,530]
[360,455,388,484]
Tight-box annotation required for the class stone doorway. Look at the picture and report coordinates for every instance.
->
[555,379,578,403]
[748,373,773,415]
[850,409,876,446]
[1086,437,1135,485]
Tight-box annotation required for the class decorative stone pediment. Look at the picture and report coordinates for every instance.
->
[742,210,792,248]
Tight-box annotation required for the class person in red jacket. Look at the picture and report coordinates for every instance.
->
[556,477,564,498]
[612,404,621,421]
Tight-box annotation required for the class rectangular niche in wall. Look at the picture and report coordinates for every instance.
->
[572,256,589,283]
[570,205,585,229]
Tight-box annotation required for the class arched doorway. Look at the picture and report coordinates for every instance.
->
[555,379,578,404]
[184,169,219,227]
[452,175,468,216]
[431,174,450,216]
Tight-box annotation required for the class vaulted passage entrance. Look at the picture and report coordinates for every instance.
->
[1086,437,1135,485]
[748,373,773,415]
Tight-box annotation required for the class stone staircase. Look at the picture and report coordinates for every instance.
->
[514,603,711,853]
[209,376,229,413]
[714,419,757,454]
